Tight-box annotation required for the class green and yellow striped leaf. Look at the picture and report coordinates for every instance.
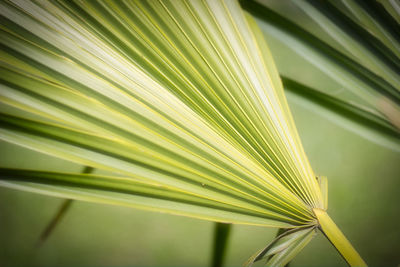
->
[0,0,325,226]
[0,0,367,265]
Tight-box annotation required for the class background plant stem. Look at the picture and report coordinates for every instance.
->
[211,222,232,267]
[37,166,94,245]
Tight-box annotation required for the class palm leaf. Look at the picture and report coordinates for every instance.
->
[0,0,366,265]
[0,0,321,223]
[0,168,293,227]
[245,226,317,267]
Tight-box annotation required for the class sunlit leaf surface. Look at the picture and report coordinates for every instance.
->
[0,0,324,228]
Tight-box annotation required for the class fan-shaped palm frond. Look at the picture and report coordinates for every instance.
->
[0,0,366,266]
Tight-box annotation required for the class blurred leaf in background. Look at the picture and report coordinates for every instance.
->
[243,0,400,149]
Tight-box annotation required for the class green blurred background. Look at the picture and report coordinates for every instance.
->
[0,1,399,266]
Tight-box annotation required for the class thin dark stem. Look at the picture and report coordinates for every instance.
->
[37,199,73,246]
[36,166,94,246]
[211,222,232,267]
